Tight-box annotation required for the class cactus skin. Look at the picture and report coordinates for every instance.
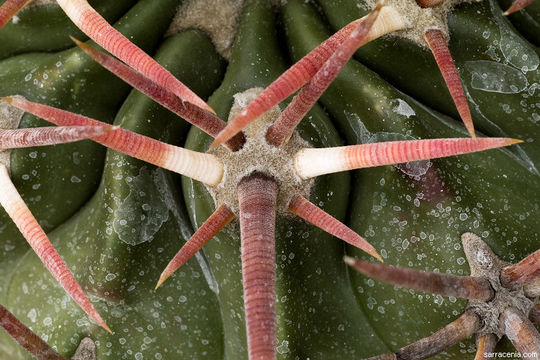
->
[0,0,538,359]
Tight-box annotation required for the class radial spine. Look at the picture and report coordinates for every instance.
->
[344,257,494,301]
[265,4,381,147]
[289,195,382,261]
[501,307,540,355]
[73,38,245,151]
[474,334,498,360]
[293,137,521,179]
[425,29,476,138]
[156,205,235,289]
[2,97,224,186]
[0,0,31,29]
[209,5,407,148]
[0,164,110,333]
[365,312,481,360]
[503,0,536,15]
[0,304,66,360]
[500,249,540,288]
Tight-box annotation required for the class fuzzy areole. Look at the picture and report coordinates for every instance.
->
[166,0,244,60]
[206,88,314,214]
[364,0,482,44]
[71,338,96,360]
[345,231,540,359]
[463,232,537,338]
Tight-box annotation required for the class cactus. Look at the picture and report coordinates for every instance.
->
[0,0,538,359]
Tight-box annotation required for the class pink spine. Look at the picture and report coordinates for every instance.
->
[210,18,364,148]
[5,97,188,172]
[238,173,278,360]
[266,5,381,147]
[425,29,475,138]
[344,138,519,169]
[0,125,111,149]
[0,165,110,332]
[157,205,234,288]
[289,195,382,261]
[74,40,246,150]
[0,0,31,29]
[63,0,212,113]
[504,0,536,15]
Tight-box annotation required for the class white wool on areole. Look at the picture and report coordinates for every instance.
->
[0,97,24,171]
[363,0,482,45]
[206,88,314,215]
[166,0,244,60]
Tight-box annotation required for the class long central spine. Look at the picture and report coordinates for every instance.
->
[238,173,278,360]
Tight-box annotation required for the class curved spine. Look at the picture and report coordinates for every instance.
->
[0,164,110,333]
[55,0,213,113]
[289,195,382,261]
[294,137,521,179]
[3,97,224,186]
[238,173,278,360]
[425,29,475,138]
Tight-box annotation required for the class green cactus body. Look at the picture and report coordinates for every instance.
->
[0,0,538,359]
